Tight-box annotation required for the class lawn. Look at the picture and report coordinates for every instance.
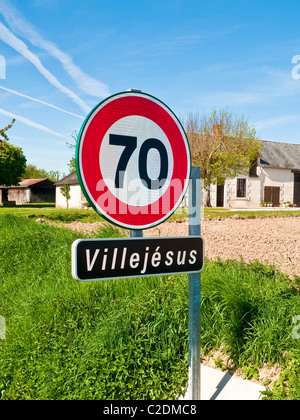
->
[0,215,300,399]
[1,203,300,224]
[0,203,105,223]
[204,207,300,219]
[0,203,190,224]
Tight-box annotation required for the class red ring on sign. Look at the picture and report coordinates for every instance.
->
[78,93,190,229]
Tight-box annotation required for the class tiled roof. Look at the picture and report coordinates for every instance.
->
[55,171,79,185]
[260,140,300,170]
[0,178,49,188]
[18,179,48,187]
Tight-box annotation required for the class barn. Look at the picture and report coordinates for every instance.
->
[0,178,55,205]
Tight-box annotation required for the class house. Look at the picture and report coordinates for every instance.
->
[55,171,87,209]
[0,178,55,205]
[56,139,300,211]
[209,140,300,208]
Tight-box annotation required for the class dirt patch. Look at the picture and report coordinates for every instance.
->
[201,347,281,388]
[63,216,300,278]
[144,216,300,278]
[67,221,105,235]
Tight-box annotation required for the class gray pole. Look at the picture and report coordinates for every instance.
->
[188,166,201,400]
[130,230,143,238]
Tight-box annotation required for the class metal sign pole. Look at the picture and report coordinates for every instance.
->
[130,230,143,238]
[129,167,201,399]
[188,166,201,400]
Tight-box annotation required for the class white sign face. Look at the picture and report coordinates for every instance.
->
[76,91,191,230]
[99,115,174,207]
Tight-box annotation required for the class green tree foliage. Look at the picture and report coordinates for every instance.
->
[60,184,71,208]
[0,120,27,187]
[24,164,64,183]
[184,109,262,206]
[66,130,77,173]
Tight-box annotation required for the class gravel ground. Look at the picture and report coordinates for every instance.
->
[144,216,300,278]
[65,216,300,278]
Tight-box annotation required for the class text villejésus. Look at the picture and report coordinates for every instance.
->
[86,246,198,274]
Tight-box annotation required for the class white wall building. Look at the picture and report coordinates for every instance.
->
[209,140,300,208]
[55,172,87,209]
[56,140,300,210]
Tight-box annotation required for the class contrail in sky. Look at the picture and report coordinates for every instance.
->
[0,0,110,99]
[0,107,69,140]
[0,21,91,113]
[0,85,85,119]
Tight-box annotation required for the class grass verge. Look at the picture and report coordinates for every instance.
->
[2,204,300,224]
[0,215,189,399]
[0,215,300,399]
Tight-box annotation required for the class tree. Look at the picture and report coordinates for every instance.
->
[60,184,71,209]
[66,130,78,173]
[24,164,64,183]
[0,119,27,188]
[24,164,48,179]
[184,109,262,207]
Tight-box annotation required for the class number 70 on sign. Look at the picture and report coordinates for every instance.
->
[76,91,191,230]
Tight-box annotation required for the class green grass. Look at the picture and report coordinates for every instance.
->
[0,215,300,399]
[205,208,300,219]
[0,215,189,399]
[0,203,188,224]
[1,203,300,225]
[0,204,105,224]
[201,259,300,400]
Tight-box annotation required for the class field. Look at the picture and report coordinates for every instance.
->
[0,206,300,399]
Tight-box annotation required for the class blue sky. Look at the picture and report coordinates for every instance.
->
[1,0,300,175]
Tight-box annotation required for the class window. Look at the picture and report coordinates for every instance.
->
[237,179,246,198]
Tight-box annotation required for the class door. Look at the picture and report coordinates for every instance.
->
[217,185,224,207]
[264,186,280,206]
[294,173,300,206]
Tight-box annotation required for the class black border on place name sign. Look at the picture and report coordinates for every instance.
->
[72,236,204,282]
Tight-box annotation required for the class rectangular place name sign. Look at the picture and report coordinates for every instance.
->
[72,236,204,282]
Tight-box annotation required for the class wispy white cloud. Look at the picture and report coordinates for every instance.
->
[0,0,110,98]
[185,65,300,109]
[0,85,84,119]
[254,115,300,130]
[0,106,69,140]
[0,22,91,113]
[152,25,245,52]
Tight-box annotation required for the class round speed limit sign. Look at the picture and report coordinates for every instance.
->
[76,91,191,230]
